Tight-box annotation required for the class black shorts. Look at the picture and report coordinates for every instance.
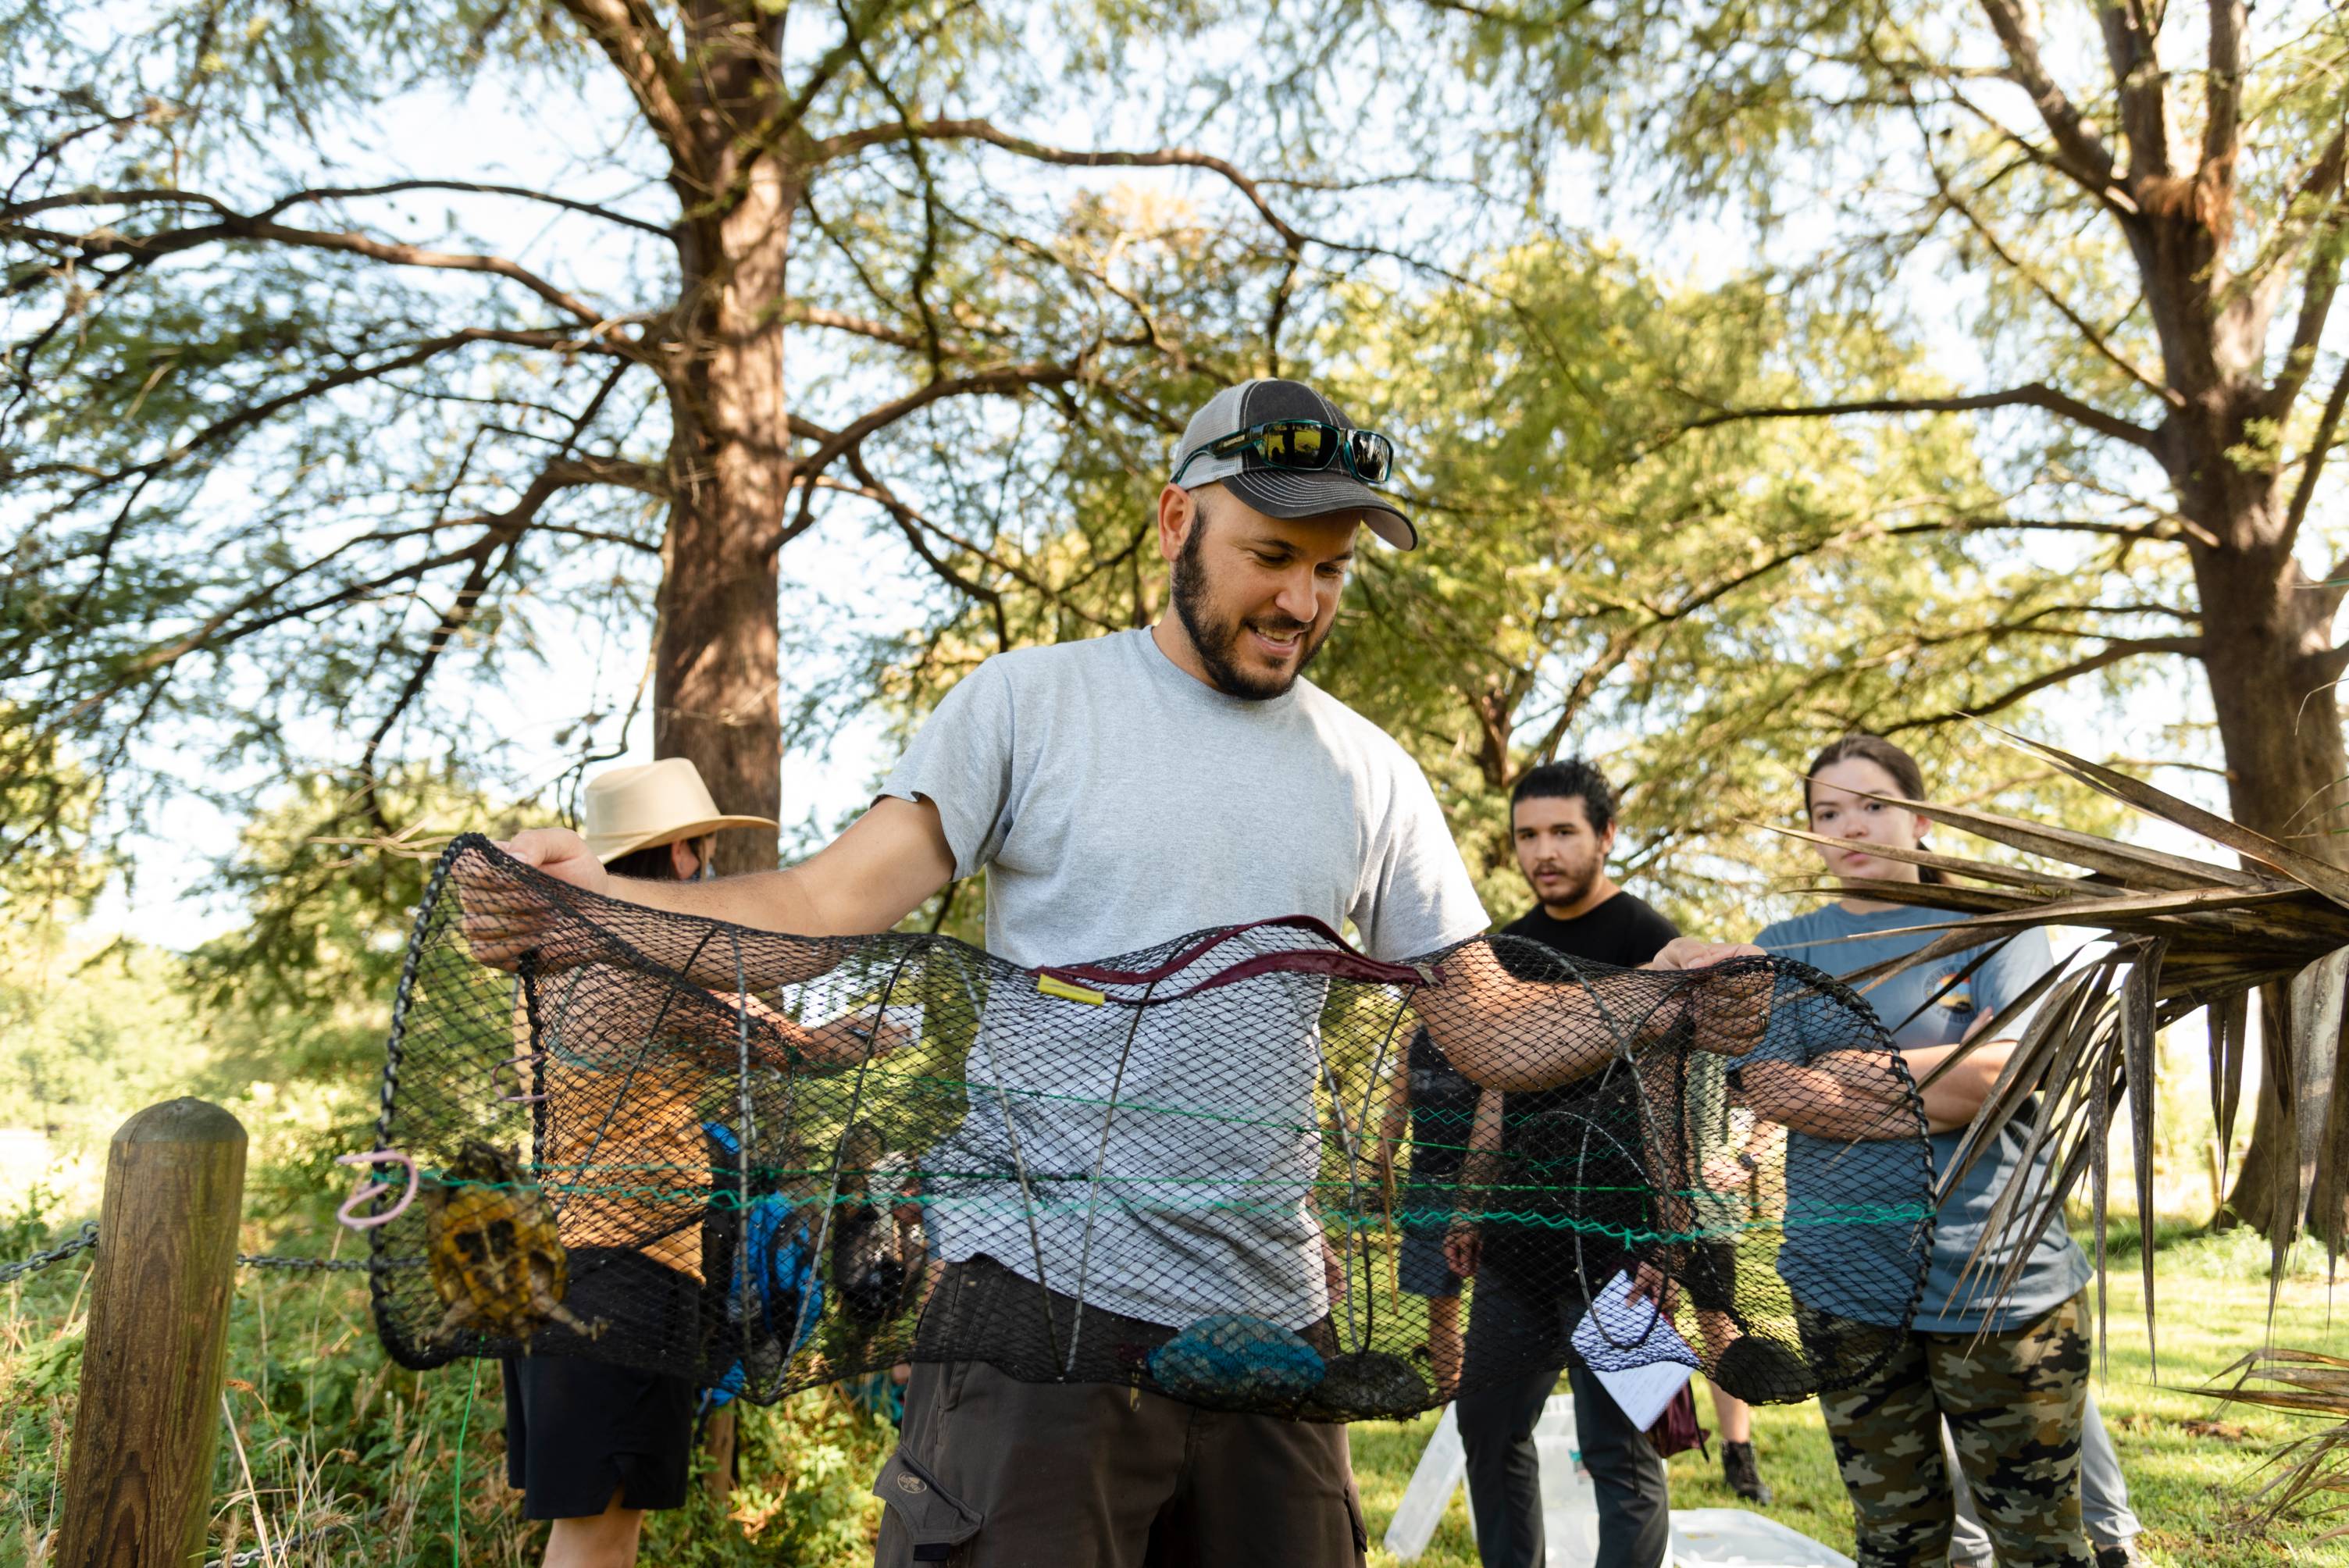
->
[501,1250,702,1520]
[503,1353,697,1518]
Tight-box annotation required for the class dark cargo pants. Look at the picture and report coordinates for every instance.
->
[1813,1290,2094,1568]
[872,1256,1367,1568]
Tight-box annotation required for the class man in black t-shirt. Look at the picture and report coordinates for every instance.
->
[1445,759,1681,1568]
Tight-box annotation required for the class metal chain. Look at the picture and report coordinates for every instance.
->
[0,1221,98,1284]
[204,1509,383,1568]
[1,1227,421,1280]
[234,1253,372,1272]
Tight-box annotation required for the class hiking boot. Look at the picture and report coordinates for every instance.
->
[2093,1541,2151,1568]
[1721,1439,1772,1506]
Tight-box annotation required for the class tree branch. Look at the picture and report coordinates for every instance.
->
[1973,0,2119,191]
[5,180,675,239]
[768,356,1091,552]
[837,450,1011,648]
[1887,635,2204,731]
[2284,358,2349,557]
[2266,133,2349,425]
[2202,0,2247,182]
[2100,0,2173,182]
[550,0,695,166]
[810,117,1309,251]
[358,362,633,791]
[1920,144,2177,405]
[5,199,624,328]
[67,436,644,705]
[1881,515,2192,547]
[7,328,630,494]
[542,452,668,498]
[1679,383,2164,453]
[755,0,922,174]
[783,301,967,356]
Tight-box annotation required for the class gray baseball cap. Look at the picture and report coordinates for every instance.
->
[1168,379,1416,551]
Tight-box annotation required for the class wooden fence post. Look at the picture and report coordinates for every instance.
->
[55,1097,248,1568]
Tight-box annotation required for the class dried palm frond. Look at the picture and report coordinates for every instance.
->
[1754,731,2349,1364]
[2199,1349,2349,1537]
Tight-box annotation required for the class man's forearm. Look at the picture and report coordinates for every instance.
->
[606,864,827,932]
[1410,945,1618,1092]
[474,796,957,986]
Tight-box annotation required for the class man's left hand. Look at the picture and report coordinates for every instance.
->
[1643,938,1765,972]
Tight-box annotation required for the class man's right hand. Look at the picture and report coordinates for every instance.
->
[496,828,612,897]
[458,827,607,972]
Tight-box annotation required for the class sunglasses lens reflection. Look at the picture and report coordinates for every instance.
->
[1255,421,1328,468]
[1348,431,1394,484]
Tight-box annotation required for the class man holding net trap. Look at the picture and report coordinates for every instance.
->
[453,380,1892,1568]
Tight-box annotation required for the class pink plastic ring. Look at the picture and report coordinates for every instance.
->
[336,1149,419,1230]
[494,1053,549,1103]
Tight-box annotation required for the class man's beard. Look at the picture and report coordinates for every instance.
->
[1172,522,1330,701]
[1533,857,1602,911]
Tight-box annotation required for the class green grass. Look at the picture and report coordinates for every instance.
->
[0,1198,900,1567]
[9,1215,2349,1565]
[1352,1225,2349,1567]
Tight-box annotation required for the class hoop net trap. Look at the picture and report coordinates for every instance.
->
[358,836,1936,1421]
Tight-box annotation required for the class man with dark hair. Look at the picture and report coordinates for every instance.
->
[1445,758,1683,1568]
[487,380,1492,1568]
[473,380,1772,1567]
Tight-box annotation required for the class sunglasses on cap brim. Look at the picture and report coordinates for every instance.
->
[1171,419,1397,488]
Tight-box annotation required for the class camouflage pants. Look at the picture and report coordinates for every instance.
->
[1813,1291,2092,1568]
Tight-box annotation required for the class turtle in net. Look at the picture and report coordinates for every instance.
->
[425,1141,605,1347]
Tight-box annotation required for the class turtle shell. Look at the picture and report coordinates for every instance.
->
[426,1141,572,1342]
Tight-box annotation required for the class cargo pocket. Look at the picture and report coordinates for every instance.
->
[1342,1473,1369,1559]
[873,1449,983,1564]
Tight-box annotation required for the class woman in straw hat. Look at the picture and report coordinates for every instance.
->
[501,759,842,1568]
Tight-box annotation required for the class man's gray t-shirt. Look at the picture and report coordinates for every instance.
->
[1755,904,2089,1333]
[879,628,1489,1329]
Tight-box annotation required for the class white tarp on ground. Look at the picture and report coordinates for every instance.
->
[1668,1509,1856,1568]
[1382,1399,1854,1568]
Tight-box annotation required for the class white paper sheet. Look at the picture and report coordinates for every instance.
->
[1570,1270,1698,1430]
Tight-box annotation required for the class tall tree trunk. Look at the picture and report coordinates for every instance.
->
[2115,105,2349,1235]
[651,28,797,878]
[2190,489,2349,1239]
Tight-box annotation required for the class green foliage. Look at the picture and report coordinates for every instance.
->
[0,1174,899,1567]
[876,236,2148,935]
[0,936,205,1161]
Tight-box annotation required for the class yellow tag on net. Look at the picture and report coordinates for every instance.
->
[1036,973,1107,1007]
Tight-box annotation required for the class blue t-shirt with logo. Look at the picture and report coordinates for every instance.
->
[1755,903,2089,1333]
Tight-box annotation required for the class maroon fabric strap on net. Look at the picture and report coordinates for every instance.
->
[1039,915,1440,1005]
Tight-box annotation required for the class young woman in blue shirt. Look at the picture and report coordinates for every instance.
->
[1750,735,2123,1568]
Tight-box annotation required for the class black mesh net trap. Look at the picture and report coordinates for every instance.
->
[358,836,1936,1422]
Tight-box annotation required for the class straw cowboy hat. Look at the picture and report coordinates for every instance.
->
[581,757,778,863]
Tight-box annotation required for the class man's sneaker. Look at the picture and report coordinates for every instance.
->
[2094,1540,2151,1568]
[1720,1439,1773,1506]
